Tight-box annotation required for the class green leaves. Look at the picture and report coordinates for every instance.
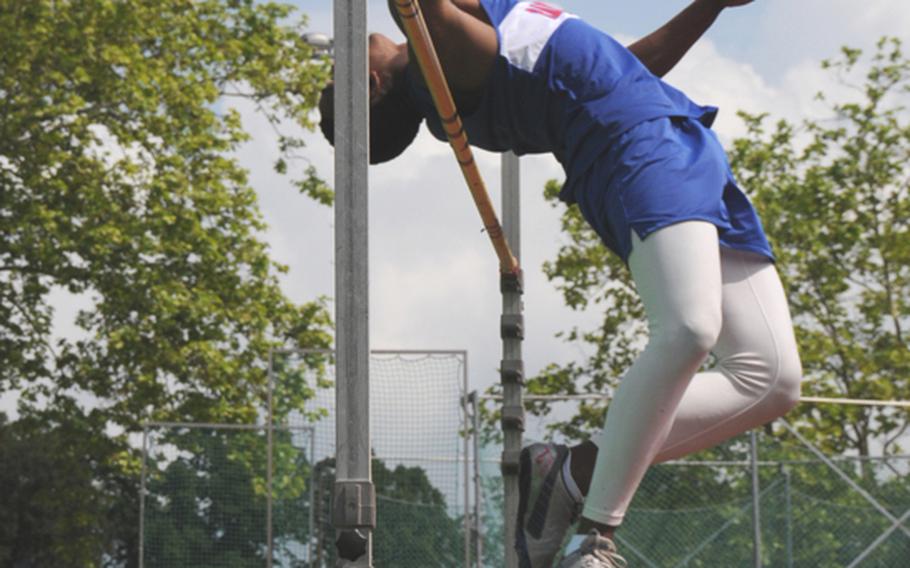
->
[734,39,910,456]
[1,1,332,562]
[1,0,333,422]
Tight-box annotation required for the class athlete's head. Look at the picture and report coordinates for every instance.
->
[319,33,422,165]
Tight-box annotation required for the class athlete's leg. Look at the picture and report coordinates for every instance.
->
[575,224,801,528]
[581,220,724,528]
[652,245,802,462]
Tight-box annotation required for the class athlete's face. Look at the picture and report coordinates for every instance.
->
[368,33,400,106]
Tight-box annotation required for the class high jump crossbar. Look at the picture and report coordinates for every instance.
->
[394,4,524,565]
[480,393,910,408]
[393,0,519,275]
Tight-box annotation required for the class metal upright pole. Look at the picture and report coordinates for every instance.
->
[463,358,471,568]
[750,430,763,568]
[500,152,524,568]
[472,391,484,567]
[309,427,317,564]
[138,424,148,568]
[783,466,793,568]
[267,350,274,568]
[333,0,374,565]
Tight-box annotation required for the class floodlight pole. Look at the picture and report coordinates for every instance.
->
[500,151,524,568]
[333,1,375,566]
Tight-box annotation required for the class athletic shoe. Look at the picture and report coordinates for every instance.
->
[515,442,581,568]
[556,530,627,568]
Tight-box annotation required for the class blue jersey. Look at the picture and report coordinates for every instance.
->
[406,0,773,262]
[407,0,716,199]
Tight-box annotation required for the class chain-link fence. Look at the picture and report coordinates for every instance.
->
[139,422,316,567]
[138,354,910,567]
[295,350,470,568]
[472,395,910,568]
[139,350,470,568]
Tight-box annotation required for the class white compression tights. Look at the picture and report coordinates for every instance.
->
[582,221,802,527]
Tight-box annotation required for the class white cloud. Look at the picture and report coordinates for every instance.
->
[761,0,910,53]
[747,0,910,87]
[371,248,494,347]
[664,38,782,143]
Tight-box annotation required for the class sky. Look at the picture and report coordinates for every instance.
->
[232,0,910,429]
[4,1,909,430]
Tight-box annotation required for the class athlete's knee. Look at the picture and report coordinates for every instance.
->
[654,308,723,360]
[743,340,802,418]
[769,345,803,414]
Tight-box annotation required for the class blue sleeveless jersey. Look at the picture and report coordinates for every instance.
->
[406,0,773,262]
[408,0,716,192]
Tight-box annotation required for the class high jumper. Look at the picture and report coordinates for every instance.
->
[319,1,802,566]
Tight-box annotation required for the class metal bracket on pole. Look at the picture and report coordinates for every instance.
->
[501,449,522,475]
[500,315,524,340]
[333,480,377,529]
[333,481,376,562]
[500,359,524,385]
[500,270,524,295]
[501,404,525,431]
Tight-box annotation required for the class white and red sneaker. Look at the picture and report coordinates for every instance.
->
[515,442,582,568]
[557,530,627,568]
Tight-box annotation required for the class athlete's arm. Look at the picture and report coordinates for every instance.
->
[627,0,754,78]
[387,0,497,97]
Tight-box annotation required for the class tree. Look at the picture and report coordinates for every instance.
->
[1,0,332,563]
[143,427,313,568]
[0,409,139,567]
[729,38,910,458]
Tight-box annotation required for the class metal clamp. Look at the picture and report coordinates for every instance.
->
[332,480,376,529]
[500,314,524,340]
[501,404,525,432]
[501,449,522,475]
[500,269,524,295]
[500,359,524,385]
